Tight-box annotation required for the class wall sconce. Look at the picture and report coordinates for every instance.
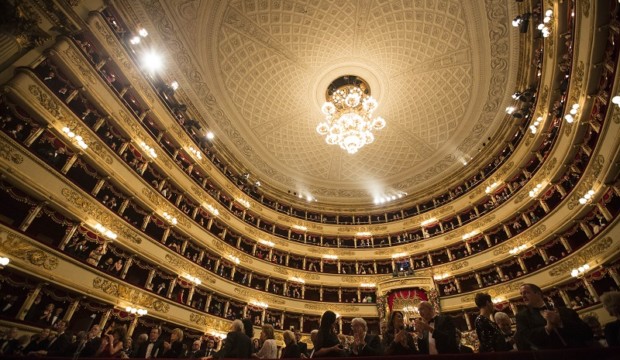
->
[420,218,437,227]
[322,254,338,260]
[258,239,275,247]
[529,116,543,134]
[391,252,407,259]
[188,146,202,160]
[0,256,9,269]
[564,104,579,123]
[183,274,202,285]
[356,231,372,237]
[139,141,157,158]
[62,126,88,149]
[509,244,528,255]
[94,223,118,240]
[236,198,250,209]
[249,300,269,309]
[289,276,305,284]
[611,95,620,107]
[228,255,240,264]
[162,212,178,225]
[292,225,307,231]
[462,230,479,241]
[202,203,219,216]
[538,10,553,37]
[125,306,148,316]
[433,273,450,281]
[571,264,590,278]
[578,190,595,205]
[360,283,376,288]
[529,183,545,198]
[485,182,500,194]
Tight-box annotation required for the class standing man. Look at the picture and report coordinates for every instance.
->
[414,301,459,354]
[515,283,592,350]
[80,324,102,357]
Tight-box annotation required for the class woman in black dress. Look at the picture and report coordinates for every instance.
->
[381,310,417,355]
[313,310,347,357]
[474,293,511,352]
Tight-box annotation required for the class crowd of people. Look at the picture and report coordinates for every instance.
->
[0,285,618,358]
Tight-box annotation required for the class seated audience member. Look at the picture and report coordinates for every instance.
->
[188,340,205,358]
[515,283,593,350]
[134,327,164,358]
[162,328,184,358]
[254,324,277,359]
[294,329,308,357]
[415,301,459,354]
[281,330,301,358]
[494,312,516,350]
[313,310,347,357]
[381,311,416,355]
[601,291,620,347]
[130,333,148,358]
[97,325,126,357]
[582,315,608,348]
[0,327,19,355]
[307,329,319,358]
[80,324,102,357]
[24,328,52,354]
[350,317,382,356]
[475,292,512,352]
[37,320,72,356]
[214,319,252,359]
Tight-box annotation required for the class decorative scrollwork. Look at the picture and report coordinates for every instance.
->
[0,230,58,270]
[93,277,170,313]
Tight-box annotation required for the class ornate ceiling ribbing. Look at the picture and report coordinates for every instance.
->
[125,0,519,205]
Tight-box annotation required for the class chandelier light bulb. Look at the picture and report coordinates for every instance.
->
[612,95,620,105]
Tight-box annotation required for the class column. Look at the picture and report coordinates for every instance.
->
[517,257,527,274]
[121,258,133,279]
[463,311,472,331]
[582,278,599,302]
[537,247,549,263]
[446,248,453,261]
[91,178,106,196]
[18,202,45,231]
[64,299,80,322]
[495,266,505,280]
[145,269,156,289]
[559,237,572,253]
[59,223,79,250]
[454,278,462,293]
[127,316,139,337]
[99,308,113,329]
[166,278,177,298]
[17,284,43,320]
[608,267,620,287]
[475,273,482,288]
[187,285,195,306]
[299,315,304,332]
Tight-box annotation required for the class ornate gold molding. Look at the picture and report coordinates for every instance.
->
[189,312,229,332]
[566,155,605,210]
[61,187,141,244]
[0,230,59,270]
[233,287,286,305]
[93,277,170,313]
[492,224,547,256]
[0,139,25,164]
[548,237,614,277]
[164,254,217,284]
[28,84,65,122]
[304,303,359,312]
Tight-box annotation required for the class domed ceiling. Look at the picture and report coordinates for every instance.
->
[123,0,522,206]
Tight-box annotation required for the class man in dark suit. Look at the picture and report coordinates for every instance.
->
[415,301,459,354]
[515,283,593,350]
[79,324,102,357]
[188,340,206,358]
[214,319,252,359]
[350,317,383,356]
[202,338,216,357]
[37,320,72,357]
[294,329,308,357]
[134,327,165,358]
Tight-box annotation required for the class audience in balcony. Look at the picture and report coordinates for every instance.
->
[515,283,593,350]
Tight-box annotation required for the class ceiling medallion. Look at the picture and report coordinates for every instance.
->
[316,75,386,154]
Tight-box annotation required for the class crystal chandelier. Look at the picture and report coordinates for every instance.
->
[316,77,386,154]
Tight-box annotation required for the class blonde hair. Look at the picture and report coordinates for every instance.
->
[261,324,275,340]
[282,330,296,345]
[171,328,184,342]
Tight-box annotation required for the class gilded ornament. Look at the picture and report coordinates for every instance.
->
[0,139,25,164]
[93,277,170,313]
[0,231,59,270]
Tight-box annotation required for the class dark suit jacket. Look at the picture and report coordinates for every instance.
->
[161,340,183,358]
[352,334,383,356]
[297,341,308,357]
[214,330,252,359]
[281,343,301,358]
[134,339,165,358]
[47,332,72,357]
[188,348,206,358]
[515,306,593,350]
[417,315,459,354]
[383,331,416,355]
[80,336,102,357]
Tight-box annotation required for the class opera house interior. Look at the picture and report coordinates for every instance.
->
[0,0,619,358]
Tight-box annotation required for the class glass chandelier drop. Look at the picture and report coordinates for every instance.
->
[316,79,386,154]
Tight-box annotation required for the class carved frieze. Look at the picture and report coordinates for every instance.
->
[0,230,59,270]
[93,277,170,313]
[0,139,25,164]
[164,254,217,284]
[548,237,613,277]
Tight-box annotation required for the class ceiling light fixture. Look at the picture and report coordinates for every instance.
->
[316,75,385,154]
